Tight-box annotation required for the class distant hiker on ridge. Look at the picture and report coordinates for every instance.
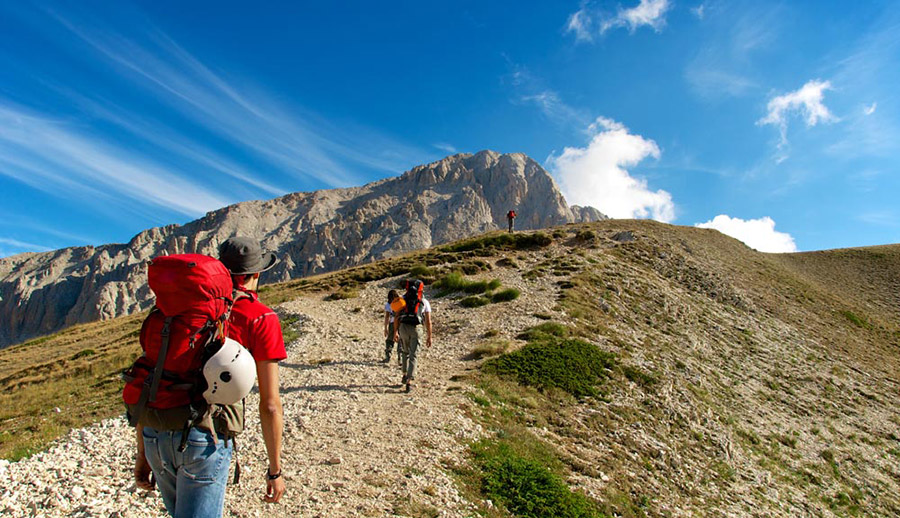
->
[126,237,286,518]
[393,279,433,393]
[507,209,517,233]
[382,289,403,364]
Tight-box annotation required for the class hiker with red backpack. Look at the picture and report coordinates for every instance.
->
[392,279,433,392]
[126,237,286,517]
[507,209,517,233]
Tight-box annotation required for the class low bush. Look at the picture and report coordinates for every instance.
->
[496,257,519,269]
[491,288,521,303]
[470,339,511,359]
[484,337,616,398]
[472,440,603,518]
[516,322,569,342]
[326,287,359,300]
[433,273,501,295]
[461,296,491,308]
[442,232,553,253]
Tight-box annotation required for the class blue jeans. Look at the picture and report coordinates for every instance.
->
[142,426,232,518]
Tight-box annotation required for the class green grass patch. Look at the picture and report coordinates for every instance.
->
[620,365,659,387]
[516,322,570,342]
[484,337,616,398]
[470,339,512,359]
[442,232,553,253]
[839,310,871,329]
[326,286,359,300]
[460,295,491,308]
[280,314,302,344]
[432,272,501,295]
[470,439,604,518]
[491,288,521,303]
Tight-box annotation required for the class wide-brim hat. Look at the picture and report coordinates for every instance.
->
[218,237,278,275]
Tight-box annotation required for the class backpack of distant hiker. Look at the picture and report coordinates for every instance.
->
[122,254,254,443]
[399,279,425,326]
[507,210,516,219]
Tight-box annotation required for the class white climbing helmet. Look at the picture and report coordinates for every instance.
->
[202,337,256,405]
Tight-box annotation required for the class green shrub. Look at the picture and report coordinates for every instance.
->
[496,257,519,269]
[433,273,501,295]
[621,365,659,387]
[491,288,521,303]
[326,287,359,300]
[516,322,570,342]
[461,296,491,308]
[280,314,302,344]
[442,232,553,253]
[409,264,435,278]
[470,339,511,359]
[472,440,602,518]
[71,349,96,360]
[484,338,616,398]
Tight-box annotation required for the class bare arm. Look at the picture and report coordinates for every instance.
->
[425,312,433,347]
[383,311,391,338]
[257,360,285,503]
[134,424,153,490]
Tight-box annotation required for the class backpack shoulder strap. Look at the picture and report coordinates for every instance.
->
[129,315,174,427]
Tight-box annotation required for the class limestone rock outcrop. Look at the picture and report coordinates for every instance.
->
[0,150,604,347]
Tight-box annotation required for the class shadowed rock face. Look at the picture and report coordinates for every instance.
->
[0,150,604,347]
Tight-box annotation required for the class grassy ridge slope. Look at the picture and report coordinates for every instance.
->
[1,220,899,516]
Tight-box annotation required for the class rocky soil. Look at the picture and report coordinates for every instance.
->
[1,262,555,517]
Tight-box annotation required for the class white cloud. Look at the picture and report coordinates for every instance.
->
[864,102,877,115]
[0,237,50,252]
[695,215,797,253]
[566,8,593,42]
[758,79,838,147]
[692,4,706,19]
[566,0,670,39]
[548,117,674,222]
[603,0,671,34]
[433,142,458,154]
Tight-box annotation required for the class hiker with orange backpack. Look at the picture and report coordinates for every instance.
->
[127,237,286,517]
[382,289,403,364]
[393,279,433,392]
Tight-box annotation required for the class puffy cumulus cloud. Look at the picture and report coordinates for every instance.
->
[758,79,837,146]
[548,117,674,222]
[695,215,797,253]
[566,0,670,40]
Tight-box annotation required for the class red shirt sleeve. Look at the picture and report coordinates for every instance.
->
[247,311,288,362]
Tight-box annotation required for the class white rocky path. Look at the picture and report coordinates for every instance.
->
[1,268,559,517]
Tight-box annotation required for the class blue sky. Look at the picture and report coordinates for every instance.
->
[0,0,898,257]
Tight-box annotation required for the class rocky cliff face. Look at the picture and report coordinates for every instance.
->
[0,151,604,347]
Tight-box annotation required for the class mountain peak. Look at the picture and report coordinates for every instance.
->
[0,152,604,347]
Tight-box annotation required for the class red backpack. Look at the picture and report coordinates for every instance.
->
[123,254,235,427]
[507,210,517,219]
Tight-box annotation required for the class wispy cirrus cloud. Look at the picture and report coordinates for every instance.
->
[0,103,233,218]
[45,10,427,189]
[758,79,837,152]
[566,0,671,41]
[508,64,590,128]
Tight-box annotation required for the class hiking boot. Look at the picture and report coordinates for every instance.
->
[405,381,412,393]
[401,375,409,385]
[380,357,390,364]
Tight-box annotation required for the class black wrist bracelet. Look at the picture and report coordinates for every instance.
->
[267,468,282,480]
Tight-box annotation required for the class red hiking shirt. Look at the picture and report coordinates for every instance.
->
[227,289,287,362]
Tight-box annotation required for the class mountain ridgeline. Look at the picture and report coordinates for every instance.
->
[0,150,604,348]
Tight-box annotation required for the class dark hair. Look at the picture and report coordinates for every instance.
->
[387,289,399,302]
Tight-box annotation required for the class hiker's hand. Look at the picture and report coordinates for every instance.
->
[134,455,153,491]
[265,476,285,503]
[383,328,388,338]
[426,336,432,348]
[393,332,400,342]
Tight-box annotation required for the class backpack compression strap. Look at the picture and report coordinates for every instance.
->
[129,316,174,427]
